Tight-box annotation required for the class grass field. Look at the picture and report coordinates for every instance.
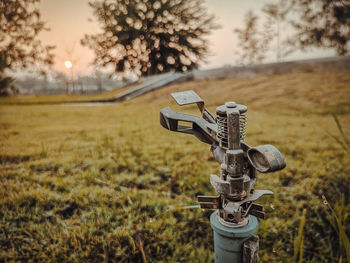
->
[0,83,135,105]
[0,71,349,262]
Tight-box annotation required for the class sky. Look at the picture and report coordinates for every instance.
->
[38,0,335,76]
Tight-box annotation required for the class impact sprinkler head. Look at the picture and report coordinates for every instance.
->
[160,90,286,227]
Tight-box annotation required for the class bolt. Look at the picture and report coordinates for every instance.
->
[225,101,237,108]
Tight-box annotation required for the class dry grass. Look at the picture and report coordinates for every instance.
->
[0,83,136,105]
[0,71,349,262]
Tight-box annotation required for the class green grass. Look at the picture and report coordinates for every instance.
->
[0,71,349,262]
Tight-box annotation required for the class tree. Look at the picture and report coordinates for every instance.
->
[289,0,350,55]
[82,0,218,77]
[234,11,272,65]
[262,0,292,61]
[0,0,54,95]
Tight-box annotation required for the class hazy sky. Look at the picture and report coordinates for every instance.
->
[38,0,334,75]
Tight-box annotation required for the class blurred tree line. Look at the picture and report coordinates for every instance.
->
[235,0,350,65]
[0,0,349,95]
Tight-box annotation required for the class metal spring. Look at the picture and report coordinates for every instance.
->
[217,114,228,146]
[216,113,247,146]
[239,114,247,140]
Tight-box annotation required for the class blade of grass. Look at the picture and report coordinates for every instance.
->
[298,237,304,263]
[332,113,350,150]
[294,209,306,262]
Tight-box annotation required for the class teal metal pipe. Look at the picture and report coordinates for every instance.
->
[210,212,258,263]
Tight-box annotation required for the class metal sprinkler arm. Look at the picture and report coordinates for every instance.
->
[160,107,216,145]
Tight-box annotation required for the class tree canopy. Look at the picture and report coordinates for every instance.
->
[234,11,271,65]
[0,0,54,95]
[0,0,54,71]
[290,0,350,55]
[234,0,349,65]
[82,0,218,76]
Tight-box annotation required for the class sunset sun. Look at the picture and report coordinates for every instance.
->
[64,60,72,69]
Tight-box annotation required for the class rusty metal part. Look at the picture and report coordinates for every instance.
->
[171,90,216,123]
[160,90,286,226]
[171,90,204,112]
[247,144,286,173]
[243,235,259,263]
[160,107,216,144]
[198,195,221,209]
